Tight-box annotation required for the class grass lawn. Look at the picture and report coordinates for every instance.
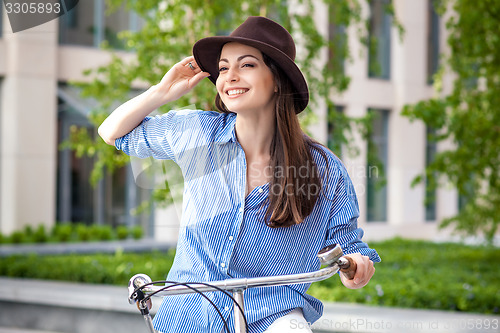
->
[1,238,498,314]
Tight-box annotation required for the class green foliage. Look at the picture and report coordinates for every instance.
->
[0,223,145,244]
[32,225,48,243]
[76,223,92,241]
[402,0,500,242]
[89,225,114,241]
[0,249,176,285]
[10,231,25,244]
[66,0,400,208]
[308,238,500,314]
[131,226,144,240]
[116,225,129,240]
[52,224,73,242]
[1,238,498,313]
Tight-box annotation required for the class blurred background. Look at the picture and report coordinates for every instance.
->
[0,0,499,332]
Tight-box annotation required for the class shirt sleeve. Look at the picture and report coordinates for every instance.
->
[323,160,381,263]
[114,111,178,161]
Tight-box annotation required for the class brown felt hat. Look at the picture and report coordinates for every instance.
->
[193,16,309,112]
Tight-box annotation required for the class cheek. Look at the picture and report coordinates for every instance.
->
[215,78,224,94]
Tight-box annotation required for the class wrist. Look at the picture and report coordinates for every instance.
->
[147,84,172,109]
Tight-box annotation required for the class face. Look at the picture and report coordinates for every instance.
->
[216,42,276,115]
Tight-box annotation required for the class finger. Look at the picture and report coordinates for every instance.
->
[188,71,211,88]
[179,56,195,66]
[350,255,367,285]
[356,257,374,285]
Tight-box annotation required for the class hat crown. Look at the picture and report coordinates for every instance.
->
[229,16,296,61]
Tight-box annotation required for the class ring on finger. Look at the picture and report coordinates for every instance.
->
[188,62,195,70]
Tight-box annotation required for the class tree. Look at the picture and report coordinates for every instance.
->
[402,0,500,242]
[67,0,399,213]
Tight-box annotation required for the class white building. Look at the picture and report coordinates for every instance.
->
[0,0,461,242]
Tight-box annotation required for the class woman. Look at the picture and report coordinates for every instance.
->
[99,16,380,333]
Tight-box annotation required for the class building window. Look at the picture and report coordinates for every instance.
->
[0,1,3,38]
[328,4,347,75]
[427,0,440,84]
[425,127,437,221]
[57,85,151,232]
[366,108,389,222]
[59,0,143,49]
[327,105,344,157]
[368,0,392,79]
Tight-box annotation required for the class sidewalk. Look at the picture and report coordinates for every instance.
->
[0,277,498,333]
[0,239,176,257]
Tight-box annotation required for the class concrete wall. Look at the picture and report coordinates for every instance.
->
[0,18,57,234]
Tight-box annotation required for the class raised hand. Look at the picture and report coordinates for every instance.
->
[154,56,210,104]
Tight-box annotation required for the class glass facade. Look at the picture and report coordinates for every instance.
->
[327,105,344,157]
[328,5,347,74]
[425,126,437,221]
[58,0,143,49]
[0,2,3,38]
[56,85,152,231]
[368,0,392,79]
[366,109,389,222]
[427,0,440,84]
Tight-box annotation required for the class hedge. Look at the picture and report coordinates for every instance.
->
[0,223,144,244]
[0,238,498,314]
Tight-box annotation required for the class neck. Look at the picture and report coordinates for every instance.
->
[235,111,275,159]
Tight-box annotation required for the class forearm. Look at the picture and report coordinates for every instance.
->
[98,84,167,145]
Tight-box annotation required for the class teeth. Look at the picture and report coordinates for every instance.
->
[227,89,247,96]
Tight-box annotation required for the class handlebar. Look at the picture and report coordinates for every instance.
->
[128,243,356,333]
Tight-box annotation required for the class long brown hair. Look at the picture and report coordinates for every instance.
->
[215,53,329,228]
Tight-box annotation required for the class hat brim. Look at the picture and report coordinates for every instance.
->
[193,36,309,112]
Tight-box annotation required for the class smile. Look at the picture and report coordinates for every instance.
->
[226,89,249,96]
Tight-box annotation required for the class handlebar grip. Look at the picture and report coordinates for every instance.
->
[339,256,357,280]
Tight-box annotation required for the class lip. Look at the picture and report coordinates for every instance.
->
[225,87,249,98]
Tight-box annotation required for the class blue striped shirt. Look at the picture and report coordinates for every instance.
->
[116,109,380,333]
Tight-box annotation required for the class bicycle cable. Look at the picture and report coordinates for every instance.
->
[133,280,249,333]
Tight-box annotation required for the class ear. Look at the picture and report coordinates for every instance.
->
[274,86,278,93]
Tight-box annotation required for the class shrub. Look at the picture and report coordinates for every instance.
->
[116,226,129,240]
[32,225,48,243]
[75,223,91,241]
[52,224,73,242]
[89,225,113,241]
[10,231,25,244]
[307,238,500,314]
[2,238,498,313]
[131,226,143,240]
[23,225,33,238]
[0,250,176,286]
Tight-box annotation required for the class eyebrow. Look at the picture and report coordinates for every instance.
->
[219,54,260,63]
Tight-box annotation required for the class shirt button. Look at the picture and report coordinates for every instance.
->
[258,188,263,193]
[239,207,244,213]
[224,306,230,311]
[220,263,226,268]
[229,236,234,241]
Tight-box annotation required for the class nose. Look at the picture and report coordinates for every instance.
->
[226,67,239,83]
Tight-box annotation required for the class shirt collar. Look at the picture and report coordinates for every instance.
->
[214,112,237,144]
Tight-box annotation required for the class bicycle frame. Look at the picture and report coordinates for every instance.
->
[128,243,351,333]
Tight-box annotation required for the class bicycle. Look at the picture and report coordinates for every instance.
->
[128,243,356,333]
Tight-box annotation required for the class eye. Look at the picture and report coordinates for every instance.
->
[242,63,255,68]
[218,66,228,72]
